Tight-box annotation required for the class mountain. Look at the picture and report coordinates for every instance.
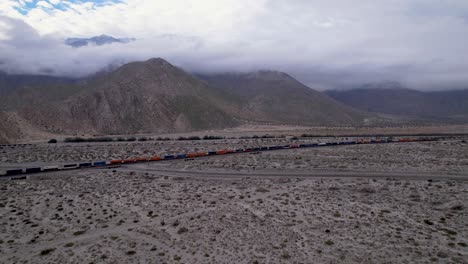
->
[198,71,368,126]
[0,71,77,96]
[0,59,371,143]
[326,83,468,122]
[65,34,136,47]
[0,58,238,137]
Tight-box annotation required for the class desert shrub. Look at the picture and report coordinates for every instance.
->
[424,219,434,225]
[64,242,74,248]
[324,240,334,245]
[48,139,57,144]
[203,135,224,140]
[40,248,55,256]
[73,230,86,236]
[64,137,86,143]
[177,227,188,234]
[174,255,181,261]
[126,250,136,255]
[87,137,113,142]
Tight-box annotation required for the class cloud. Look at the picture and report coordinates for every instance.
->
[0,0,468,90]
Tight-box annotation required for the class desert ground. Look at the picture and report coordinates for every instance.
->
[0,129,467,263]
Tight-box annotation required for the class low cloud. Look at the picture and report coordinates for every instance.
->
[1,0,468,90]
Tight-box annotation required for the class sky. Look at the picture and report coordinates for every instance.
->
[1,0,468,90]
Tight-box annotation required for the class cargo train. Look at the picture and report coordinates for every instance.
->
[0,137,438,177]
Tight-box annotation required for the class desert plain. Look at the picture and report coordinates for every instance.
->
[1,127,467,264]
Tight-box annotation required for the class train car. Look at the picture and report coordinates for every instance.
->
[196,152,208,157]
[122,159,136,164]
[318,143,327,146]
[176,154,187,159]
[25,167,41,174]
[135,157,149,163]
[79,162,92,167]
[208,151,217,155]
[150,156,161,161]
[216,150,227,155]
[42,166,59,172]
[61,164,79,170]
[244,148,253,152]
[236,148,244,153]
[260,147,269,151]
[164,155,175,160]
[93,161,107,167]
[110,160,123,165]
[6,169,24,176]
[252,147,261,151]
[187,153,198,158]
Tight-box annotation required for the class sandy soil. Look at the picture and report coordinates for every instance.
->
[1,132,467,263]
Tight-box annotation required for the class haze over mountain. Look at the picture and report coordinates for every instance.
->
[65,35,136,48]
[0,58,370,143]
[2,1,468,90]
[326,83,468,122]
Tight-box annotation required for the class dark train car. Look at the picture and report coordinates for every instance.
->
[177,154,187,159]
[62,164,79,170]
[25,167,41,174]
[164,155,175,160]
[93,161,107,167]
[6,169,23,176]
[208,151,217,155]
[79,162,92,167]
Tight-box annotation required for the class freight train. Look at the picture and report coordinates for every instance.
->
[0,137,438,177]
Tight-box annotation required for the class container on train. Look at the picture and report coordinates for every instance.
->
[6,169,23,176]
[79,162,92,167]
[62,164,79,170]
[164,155,175,160]
[110,160,123,165]
[93,161,107,167]
[177,154,187,159]
[135,157,148,162]
[42,166,59,172]
[25,167,41,174]
[150,156,161,161]
[208,151,217,155]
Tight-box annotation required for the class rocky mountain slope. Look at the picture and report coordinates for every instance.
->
[0,59,372,143]
[199,71,368,126]
[326,84,468,122]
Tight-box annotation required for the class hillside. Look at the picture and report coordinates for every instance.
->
[326,85,468,122]
[0,72,77,97]
[198,71,368,126]
[4,58,239,136]
[0,59,373,143]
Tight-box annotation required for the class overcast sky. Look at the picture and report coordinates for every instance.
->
[1,0,468,90]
